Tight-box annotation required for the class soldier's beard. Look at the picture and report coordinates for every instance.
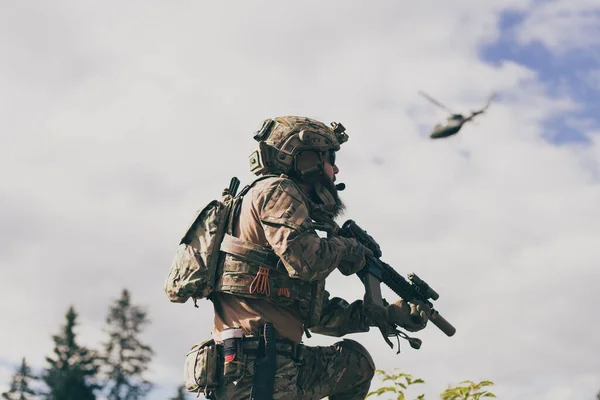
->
[315,176,346,219]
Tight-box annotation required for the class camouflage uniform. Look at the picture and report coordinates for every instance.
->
[211,174,376,400]
[213,339,375,400]
[202,116,378,399]
[174,116,432,399]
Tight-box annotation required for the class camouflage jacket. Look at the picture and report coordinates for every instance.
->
[213,175,373,340]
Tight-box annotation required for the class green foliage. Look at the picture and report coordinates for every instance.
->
[102,289,154,400]
[368,370,496,400]
[170,385,190,400]
[440,380,496,400]
[1,358,38,400]
[367,369,426,400]
[4,290,158,400]
[42,306,103,400]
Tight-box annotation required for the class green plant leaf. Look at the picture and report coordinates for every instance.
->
[474,381,494,390]
[367,386,398,397]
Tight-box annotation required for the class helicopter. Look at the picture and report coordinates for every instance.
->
[419,91,496,139]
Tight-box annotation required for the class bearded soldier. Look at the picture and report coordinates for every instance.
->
[172,116,432,400]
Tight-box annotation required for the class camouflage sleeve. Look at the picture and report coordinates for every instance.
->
[309,290,371,337]
[256,178,365,281]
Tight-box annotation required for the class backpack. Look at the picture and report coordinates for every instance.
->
[164,177,242,305]
[164,175,273,305]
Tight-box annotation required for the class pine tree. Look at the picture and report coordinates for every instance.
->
[169,385,189,400]
[1,358,37,400]
[102,289,154,400]
[42,306,102,400]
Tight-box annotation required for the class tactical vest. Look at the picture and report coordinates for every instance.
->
[214,176,329,328]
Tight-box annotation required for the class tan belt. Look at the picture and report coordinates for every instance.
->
[217,336,305,361]
[244,336,305,361]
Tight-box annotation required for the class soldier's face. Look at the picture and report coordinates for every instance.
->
[322,151,339,184]
[320,151,345,217]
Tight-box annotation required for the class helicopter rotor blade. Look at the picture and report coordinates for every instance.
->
[418,91,455,114]
[481,92,497,111]
[470,92,497,115]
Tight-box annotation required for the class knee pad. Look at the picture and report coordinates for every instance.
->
[336,339,375,377]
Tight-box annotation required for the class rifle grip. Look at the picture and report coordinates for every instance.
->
[430,310,456,337]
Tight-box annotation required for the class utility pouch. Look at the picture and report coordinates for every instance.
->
[184,339,220,393]
[221,328,246,384]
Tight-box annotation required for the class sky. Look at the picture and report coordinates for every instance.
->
[1,1,600,399]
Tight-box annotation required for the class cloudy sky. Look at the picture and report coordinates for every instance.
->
[2,1,600,399]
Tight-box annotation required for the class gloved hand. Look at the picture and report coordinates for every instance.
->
[386,299,431,332]
[337,237,374,276]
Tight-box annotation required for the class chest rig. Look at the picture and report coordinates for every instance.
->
[213,176,337,329]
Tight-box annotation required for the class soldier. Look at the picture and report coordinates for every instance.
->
[193,116,431,400]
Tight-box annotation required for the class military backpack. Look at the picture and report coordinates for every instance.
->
[164,176,276,305]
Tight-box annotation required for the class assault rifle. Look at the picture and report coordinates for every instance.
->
[338,220,456,351]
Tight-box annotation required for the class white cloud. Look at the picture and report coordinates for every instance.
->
[2,1,600,399]
[586,69,600,92]
[514,0,600,54]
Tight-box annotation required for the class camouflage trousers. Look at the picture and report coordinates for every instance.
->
[212,339,375,400]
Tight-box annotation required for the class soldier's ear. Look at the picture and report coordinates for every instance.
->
[295,150,321,169]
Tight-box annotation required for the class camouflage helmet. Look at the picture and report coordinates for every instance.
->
[249,116,349,176]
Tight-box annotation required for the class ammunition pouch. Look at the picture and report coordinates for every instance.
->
[184,331,306,396]
[216,234,325,327]
[184,339,220,396]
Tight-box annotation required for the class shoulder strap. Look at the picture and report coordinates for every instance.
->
[226,174,283,235]
[236,174,283,198]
